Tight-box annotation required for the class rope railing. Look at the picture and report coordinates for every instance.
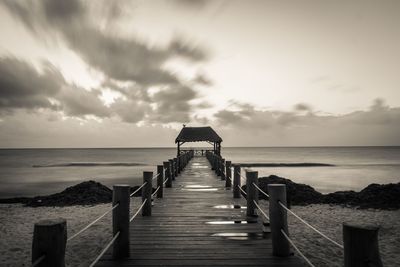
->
[152,186,161,197]
[238,185,247,196]
[281,229,316,267]
[28,150,196,267]
[206,152,383,266]
[278,201,344,249]
[130,199,147,222]
[67,203,120,242]
[152,173,160,180]
[236,170,247,184]
[89,231,120,267]
[130,182,147,197]
[31,255,45,267]
[253,182,269,198]
[253,200,269,220]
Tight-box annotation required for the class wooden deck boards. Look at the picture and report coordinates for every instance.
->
[96,157,304,267]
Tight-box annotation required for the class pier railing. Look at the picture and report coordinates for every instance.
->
[179,148,213,156]
[205,151,383,267]
[30,150,194,267]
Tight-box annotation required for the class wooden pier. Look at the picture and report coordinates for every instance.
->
[31,127,383,267]
[95,157,303,267]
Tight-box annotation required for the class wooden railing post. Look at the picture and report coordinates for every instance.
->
[112,184,130,258]
[343,223,383,267]
[225,161,232,188]
[142,172,152,216]
[233,165,241,198]
[268,184,290,257]
[173,158,178,177]
[246,171,258,217]
[163,161,172,188]
[157,165,163,198]
[220,158,226,180]
[169,159,175,181]
[32,219,67,267]
[216,156,221,176]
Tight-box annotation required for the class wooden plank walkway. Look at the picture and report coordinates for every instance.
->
[96,157,304,267]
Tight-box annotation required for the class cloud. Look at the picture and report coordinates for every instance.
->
[0,57,62,112]
[193,73,212,86]
[110,99,150,123]
[294,103,312,112]
[212,100,400,146]
[150,85,197,123]
[0,111,180,148]
[0,56,110,118]
[171,0,208,9]
[58,86,110,117]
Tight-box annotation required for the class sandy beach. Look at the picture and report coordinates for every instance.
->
[0,201,398,267]
[262,202,400,267]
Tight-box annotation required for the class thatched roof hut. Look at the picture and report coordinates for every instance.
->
[175,126,222,156]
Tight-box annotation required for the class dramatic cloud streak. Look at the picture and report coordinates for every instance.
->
[3,0,208,86]
[1,0,210,124]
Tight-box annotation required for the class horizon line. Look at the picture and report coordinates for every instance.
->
[1,145,400,149]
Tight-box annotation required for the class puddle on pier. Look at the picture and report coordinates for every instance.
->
[182,188,218,192]
[212,232,265,240]
[182,184,218,191]
[191,163,208,169]
[213,204,246,209]
[184,185,212,188]
[206,220,257,225]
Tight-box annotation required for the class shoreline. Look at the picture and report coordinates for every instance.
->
[1,177,399,210]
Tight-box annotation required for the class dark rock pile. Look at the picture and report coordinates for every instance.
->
[243,175,400,210]
[0,180,158,206]
[322,183,400,209]
[26,180,112,207]
[257,175,323,205]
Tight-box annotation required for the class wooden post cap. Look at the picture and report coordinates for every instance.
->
[34,218,66,227]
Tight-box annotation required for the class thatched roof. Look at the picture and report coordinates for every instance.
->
[175,126,222,143]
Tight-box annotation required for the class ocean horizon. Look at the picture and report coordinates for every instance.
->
[1,146,399,198]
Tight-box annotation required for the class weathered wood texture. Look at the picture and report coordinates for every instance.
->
[96,157,303,267]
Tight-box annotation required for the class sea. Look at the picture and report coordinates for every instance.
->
[0,147,399,198]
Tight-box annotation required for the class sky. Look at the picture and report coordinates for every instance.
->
[0,0,399,147]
